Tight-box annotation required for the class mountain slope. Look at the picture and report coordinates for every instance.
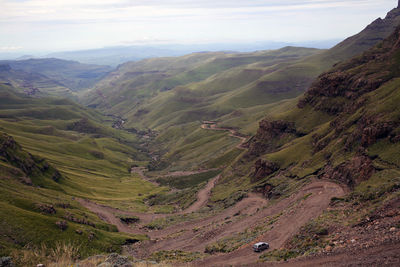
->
[0,58,112,98]
[79,5,400,174]
[0,85,169,265]
[84,5,400,133]
[0,64,73,97]
[209,24,400,262]
[1,58,112,91]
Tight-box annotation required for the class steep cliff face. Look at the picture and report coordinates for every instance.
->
[246,120,301,157]
[299,25,400,115]
[234,26,400,191]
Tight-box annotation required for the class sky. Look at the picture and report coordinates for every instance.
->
[0,0,397,53]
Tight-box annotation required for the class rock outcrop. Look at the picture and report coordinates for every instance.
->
[0,257,14,267]
[320,154,375,187]
[252,159,279,181]
[0,133,62,185]
[246,120,300,157]
[299,25,400,115]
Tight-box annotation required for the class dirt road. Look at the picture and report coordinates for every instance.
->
[78,173,221,232]
[127,180,344,264]
[195,181,345,266]
[79,175,345,266]
[183,175,220,214]
[201,122,248,148]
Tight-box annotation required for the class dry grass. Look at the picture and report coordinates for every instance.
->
[10,242,81,267]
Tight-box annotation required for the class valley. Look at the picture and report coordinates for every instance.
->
[0,3,400,267]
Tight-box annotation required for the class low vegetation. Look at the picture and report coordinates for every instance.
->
[149,250,203,263]
[156,170,221,189]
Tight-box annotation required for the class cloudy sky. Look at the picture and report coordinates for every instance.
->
[0,0,397,52]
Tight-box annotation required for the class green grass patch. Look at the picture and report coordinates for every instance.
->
[156,170,221,189]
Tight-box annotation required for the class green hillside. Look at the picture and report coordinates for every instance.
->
[78,6,400,174]
[0,85,167,265]
[210,25,400,258]
[0,65,73,98]
[82,47,322,129]
[1,58,112,91]
[83,6,400,132]
[0,58,112,98]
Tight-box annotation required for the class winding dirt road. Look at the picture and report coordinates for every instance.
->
[79,141,346,267]
[201,122,248,149]
[77,173,221,234]
[195,181,345,266]
[79,177,345,266]
[183,175,220,214]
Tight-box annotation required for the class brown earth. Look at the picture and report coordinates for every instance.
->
[251,242,400,267]
[79,178,346,266]
[77,173,222,233]
[194,181,345,266]
[183,175,220,214]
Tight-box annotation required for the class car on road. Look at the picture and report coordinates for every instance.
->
[253,242,269,252]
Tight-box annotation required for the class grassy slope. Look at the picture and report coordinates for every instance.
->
[210,27,400,253]
[0,58,112,91]
[0,68,74,98]
[79,7,400,175]
[0,58,112,100]
[0,85,167,263]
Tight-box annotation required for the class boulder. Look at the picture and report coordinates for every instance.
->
[0,257,14,267]
[55,220,68,231]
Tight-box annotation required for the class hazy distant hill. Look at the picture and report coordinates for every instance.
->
[84,5,400,131]
[46,40,339,67]
[0,63,73,97]
[0,58,112,91]
[81,47,322,129]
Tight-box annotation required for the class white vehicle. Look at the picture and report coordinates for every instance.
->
[253,242,269,252]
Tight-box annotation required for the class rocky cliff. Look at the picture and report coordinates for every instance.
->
[0,133,62,185]
[243,26,400,189]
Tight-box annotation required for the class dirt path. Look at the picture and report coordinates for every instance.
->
[249,242,400,267]
[195,181,345,266]
[201,122,248,149]
[183,175,220,214]
[77,173,221,232]
[127,180,344,264]
[80,170,345,266]
[76,198,148,235]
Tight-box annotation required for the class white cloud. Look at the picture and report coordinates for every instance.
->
[0,0,396,51]
[0,46,23,51]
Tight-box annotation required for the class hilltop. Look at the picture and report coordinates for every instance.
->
[0,58,111,98]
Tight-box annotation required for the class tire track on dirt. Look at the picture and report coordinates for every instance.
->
[195,181,345,266]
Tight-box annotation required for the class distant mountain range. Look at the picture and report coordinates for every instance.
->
[0,40,340,67]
